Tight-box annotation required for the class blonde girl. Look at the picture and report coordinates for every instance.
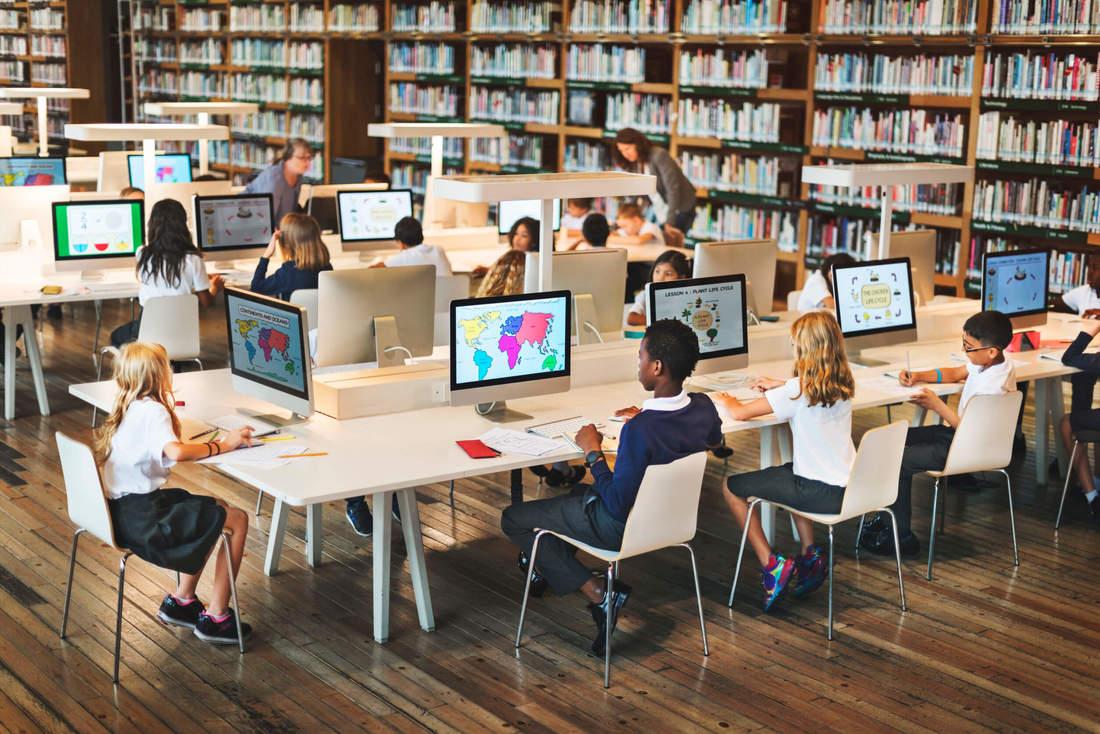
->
[714,311,856,612]
[477,249,527,298]
[251,212,333,301]
[96,343,254,645]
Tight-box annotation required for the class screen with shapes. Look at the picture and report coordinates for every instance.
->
[649,275,747,358]
[497,199,562,235]
[833,259,916,336]
[127,154,193,187]
[53,201,143,260]
[226,291,308,398]
[452,294,569,388]
[196,195,273,251]
[0,157,66,186]
[338,189,413,241]
[983,250,1048,316]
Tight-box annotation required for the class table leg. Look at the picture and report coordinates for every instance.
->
[372,491,393,643]
[911,406,927,427]
[19,307,48,417]
[510,468,523,504]
[263,497,289,576]
[305,503,322,568]
[396,487,435,633]
[1035,379,1049,485]
[4,307,16,421]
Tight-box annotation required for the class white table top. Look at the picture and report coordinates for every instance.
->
[65,123,229,142]
[801,163,974,188]
[368,122,506,139]
[433,171,657,202]
[144,102,259,116]
[0,87,89,100]
[0,102,22,115]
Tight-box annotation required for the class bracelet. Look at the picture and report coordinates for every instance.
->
[214,441,222,456]
[934,368,943,384]
[204,442,213,458]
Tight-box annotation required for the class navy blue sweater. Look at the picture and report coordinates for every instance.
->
[251,258,333,301]
[1062,330,1100,372]
[590,393,723,522]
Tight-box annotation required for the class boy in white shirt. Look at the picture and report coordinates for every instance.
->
[860,310,1017,557]
[796,252,856,312]
[610,203,665,246]
[372,216,453,276]
[560,197,593,233]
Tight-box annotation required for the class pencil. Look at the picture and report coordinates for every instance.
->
[279,452,328,459]
[189,427,216,440]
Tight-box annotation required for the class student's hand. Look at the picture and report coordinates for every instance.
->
[908,388,945,413]
[221,427,255,451]
[575,424,603,453]
[1082,319,1100,337]
[898,369,916,386]
[263,231,279,259]
[750,377,784,392]
[1083,308,1100,320]
[368,261,385,269]
[712,391,740,408]
[614,406,641,421]
[471,265,488,278]
[208,273,224,294]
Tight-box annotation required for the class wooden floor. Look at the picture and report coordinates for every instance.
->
[0,299,1098,733]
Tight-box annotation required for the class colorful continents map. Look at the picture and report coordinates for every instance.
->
[458,310,558,381]
[236,319,297,379]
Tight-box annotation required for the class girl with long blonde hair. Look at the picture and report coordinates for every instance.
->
[714,311,856,612]
[251,212,333,301]
[476,249,527,298]
[96,342,256,645]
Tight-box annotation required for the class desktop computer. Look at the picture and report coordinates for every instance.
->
[648,274,749,375]
[879,230,936,305]
[194,193,274,260]
[831,257,918,363]
[981,248,1049,329]
[127,153,193,188]
[691,239,777,319]
[498,198,561,235]
[0,184,69,250]
[307,182,388,233]
[0,156,67,186]
[450,289,572,420]
[50,199,144,273]
[523,249,627,345]
[224,287,313,423]
[337,189,414,250]
[314,265,436,368]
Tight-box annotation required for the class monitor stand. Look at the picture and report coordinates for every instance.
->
[575,293,604,346]
[474,401,532,423]
[235,407,310,429]
[374,315,411,369]
[847,351,889,368]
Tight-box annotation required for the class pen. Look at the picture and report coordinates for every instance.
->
[189,427,216,440]
[906,350,911,378]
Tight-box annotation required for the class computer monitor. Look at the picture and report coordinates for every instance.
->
[523,249,627,345]
[981,248,1050,330]
[331,156,367,184]
[307,182,388,233]
[831,257,917,360]
[648,274,749,374]
[194,193,274,260]
[336,189,414,249]
[0,156,67,186]
[224,287,313,421]
[127,153,193,188]
[314,265,436,368]
[498,198,561,235]
[96,151,131,193]
[51,199,144,273]
[449,290,571,415]
[692,239,777,318]
[0,184,69,250]
[880,230,936,305]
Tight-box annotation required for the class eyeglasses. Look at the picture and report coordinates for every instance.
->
[962,340,996,353]
[292,153,314,161]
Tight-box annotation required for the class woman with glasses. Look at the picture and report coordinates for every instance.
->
[244,138,315,222]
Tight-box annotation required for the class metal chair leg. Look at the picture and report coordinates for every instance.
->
[882,508,907,612]
[514,530,547,649]
[827,526,835,640]
[60,529,84,639]
[1000,470,1020,567]
[91,300,102,369]
[113,552,132,684]
[449,480,455,508]
[681,543,708,656]
[1055,440,1078,529]
[854,513,866,558]
[223,532,245,653]
[604,563,614,689]
[927,478,940,581]
[939,476,947,534]
[728,499,761,607]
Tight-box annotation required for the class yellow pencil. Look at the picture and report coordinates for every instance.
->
[259,434,295,442]
[279,452,328,459]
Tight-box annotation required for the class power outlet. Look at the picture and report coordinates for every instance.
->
[432,382,447,403]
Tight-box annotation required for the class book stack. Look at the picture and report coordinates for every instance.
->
[229,4,284,32]
[679,47,768,88]
[470,1,554,32]
[180,39,223,66]
[973,177,1100,232]
[469,87,560,125]
[288,4,324,32]
[677,99,781,141]
[991,0,1100,33]
[564,139,610,171]
[813,107,966,158]
[392,2,457,32]
[471,134,544,168]
[607,92,672,135]
[819,0,977,33]
[810,182,962,215]
[289,78,323,107]
[329,3,381,32]
[814,51,973,95]
[389,43,457,75]
[180,7,223,32]
[976,111,1100,166]
[391,137,464,158]
[567,44,646,83]
[389,82,460,117]
[691,203,799,250]
[230,74,287,104]
[569,0,670,32]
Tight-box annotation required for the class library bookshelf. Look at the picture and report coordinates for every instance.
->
[0,0,111,153]
[128,0,1100,298]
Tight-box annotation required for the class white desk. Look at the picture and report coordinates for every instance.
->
[0,87,89,157]
[143,102,259,176]
[0,101,19,157]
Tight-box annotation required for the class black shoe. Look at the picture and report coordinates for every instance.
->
[517,551,549,597]
[157,594,205,629]
[860,512,890,537]
[194,609,252,645]
[346,499,372,537]
[46,305,62,320]
[859,526,920,558]
[711,444,733,459]
[546,465,586,488]
[589,581,632,657]
[529,465,550,479]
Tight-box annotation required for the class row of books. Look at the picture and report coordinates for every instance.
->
[30,62,64,84]
[607,92,673,135]
[814,51,974,95]
[470,43,557,78]
[226,40,325,71]
[0,59,21,82]
[990,0,1100,33]
[289,78,324,107]
[470,1,554,32]
[228,5,281,32]
[812,107,967,158]
[328,3,381,32]
[678,150,782,195]
[288,112,325,144]
[181,71,220,98]
[677,99,782,142]
[0,11,16,31]
[818,0,977,34]
[393,3,457,32]
[681,0,789,33]
[232,109,287,140]
[29,34,63,58]
[564,139,610,171]
[287,5,325,32]
[229,74,287,104]
[976,111,1100,166]
[136,38,176,63]
[139,69,178,97]
[0,34,25,55]
[566,44,646,83]
[390,136,465,158]
[134,7,172,32]
[470,87,560,125]
[569,0,671,33]
[470,134,545,167]
[389,43,457,75]
[389,82,461,117]
[691,204,799,251]
[982,51,1100,101]
[29,7,63,31]
[180,8,223,33]
[179,39,223,66]
[391,162,463,196]
[810,221,960,273]
[809,182,963,215]
[973,177,1100,232]
[968,237,1089,293]
[567,90,597,125]
[679,47,768,89]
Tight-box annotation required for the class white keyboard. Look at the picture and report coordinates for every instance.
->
[82,282,133,293]
[526,416,604,439]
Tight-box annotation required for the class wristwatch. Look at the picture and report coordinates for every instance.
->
[584,450,605,467]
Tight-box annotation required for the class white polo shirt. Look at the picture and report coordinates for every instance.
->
[384,244,453,276]
[765,377,855,487]
[797,270,832,312]
[1061,284,1100,315]
[958,359,1016,418]
[101,398,178,499]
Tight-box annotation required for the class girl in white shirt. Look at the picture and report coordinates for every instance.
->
[627,250,691,326]
[714,311,856,612]
[796,252,856,312]
[96,342,254,645]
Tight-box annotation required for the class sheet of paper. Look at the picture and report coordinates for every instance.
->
[859,375,923,399]
[198,443,308,466]
[479,428,568,457]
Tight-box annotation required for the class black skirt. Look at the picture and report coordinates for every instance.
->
[108,488,227,575]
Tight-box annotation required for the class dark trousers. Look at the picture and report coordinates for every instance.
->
[501,485,626,595]
[110,318,141,349]
[670,210,696,234]
[893,425,955,536]
[1071,372,1097,415]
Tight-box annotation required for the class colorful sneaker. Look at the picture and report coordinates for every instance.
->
[157,594,205,629]
[790,546,828,599]
[761,554,795,612]
[194,609,252,645]
[345,498,373,537]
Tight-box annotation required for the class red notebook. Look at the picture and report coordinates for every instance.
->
[456,439,500,459]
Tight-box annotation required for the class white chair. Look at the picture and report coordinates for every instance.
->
[515,452,709,688]
[919,391,1023,581]
[786,289,802,312]
[1055,428,1100,529]
[729,421,910,640]
[55,432,245,683]
[433,274,471,347]
[289,288,318,330]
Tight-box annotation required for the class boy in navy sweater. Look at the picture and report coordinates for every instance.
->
[1059,317,1100,522]
[501,319,723,655]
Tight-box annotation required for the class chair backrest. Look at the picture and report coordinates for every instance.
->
[55,432,119,548]
[787,289,802,311]
[941,391,1024,475]
[617,452,709,558]
[433,274,470,346]
[838,421,910,517]
[290,289,318,331]
[138,294,200,360]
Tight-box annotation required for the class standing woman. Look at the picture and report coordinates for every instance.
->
[244,138,315,223]
[612,128,697,238]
